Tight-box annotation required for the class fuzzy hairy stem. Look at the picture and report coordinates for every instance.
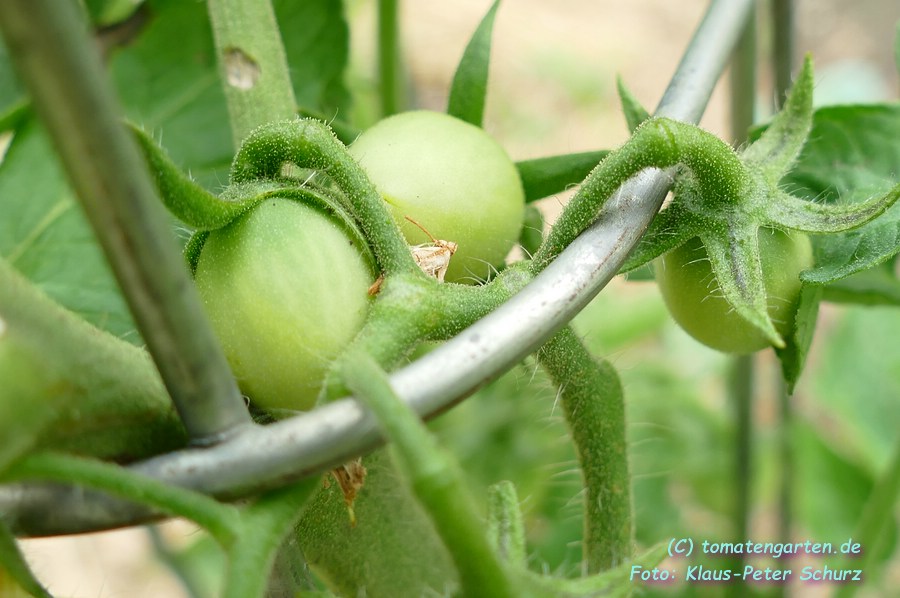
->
[230,119,420,277]
[531,117,747,273]
[342,350,517,598]
[223,479,319,598]
[206,0,297,146]
[537,327,632,573]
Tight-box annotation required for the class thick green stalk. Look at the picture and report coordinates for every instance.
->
[223,479,319,598]
[342,350,516,598]
[377,0,403,116]
[537,327,631,573]
[206,0,297,146]
[0,0,252,443]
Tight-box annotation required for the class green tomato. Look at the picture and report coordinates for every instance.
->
[194,198,375,411]
[654,229,813,354]
[349,110,525,283]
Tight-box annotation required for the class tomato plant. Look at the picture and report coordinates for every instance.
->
[349,110,525,283]
[2,1,900,598]
[193,197,376,412]
[655,229,813,353]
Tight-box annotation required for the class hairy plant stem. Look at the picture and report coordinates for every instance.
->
[223,479,319,598]
[206,0,297,146]
[537,327,631,573]
[531,117,747,273]
[377,0,403,116]
[341,350,517,598]
[0,0,252,443]
[230,119,419,277]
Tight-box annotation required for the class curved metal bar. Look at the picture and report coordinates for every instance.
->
[1,0,756,536]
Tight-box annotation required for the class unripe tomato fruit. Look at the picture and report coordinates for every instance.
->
[194,198,375,411]
[654,229,813,354]
[349,110,525,283]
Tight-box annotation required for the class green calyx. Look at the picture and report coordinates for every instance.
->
[616,56,900,348]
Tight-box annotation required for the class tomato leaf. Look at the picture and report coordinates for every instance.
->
[616,76,650,133]
[760,104,900,286]
[821,261,900,305]
[108,0,350,190]
[0,120,136,339]
[774,283,822,393]
[447,0,500,127]
[515,150,608,203]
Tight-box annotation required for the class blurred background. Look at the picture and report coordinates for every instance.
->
[17,0,900,596]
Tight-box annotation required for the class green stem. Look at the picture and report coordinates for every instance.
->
[377,0,403,116]
[536,327,631,573]
[727,19,756,598]
[0,258,187,464]
[206,0,297,146]
[341,350,516,598]
[2,452,241,546]
[531,117,748,273]
[230,119,419,277]
[728,354,754,598]
[223,479,319,598]
[0,0,252,443]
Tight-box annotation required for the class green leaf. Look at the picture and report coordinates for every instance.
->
[274,0,350,117]
[822,260,900,305]
[774,283,822,393]
[741,55,814,185]
[515,150,608,203]
[0,119,135,338]
[616,76,650,133]
[108,0,351,190]
[446,0,500,127]
[766,104,900,285]
[84,0,143,27]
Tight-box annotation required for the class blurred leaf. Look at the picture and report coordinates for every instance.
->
[823,259,900,305]
[516,150,608,203]
[447,0,499,127]
[0,522,51,598]
[0,120,135,338]
[84,0,143,27]
[794,421,880,545]
[809,305,900,468]
[0,39,26,130]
